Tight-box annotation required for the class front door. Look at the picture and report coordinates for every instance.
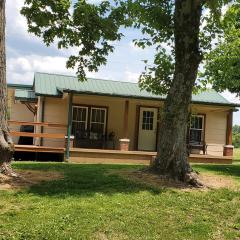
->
[138,107,158,151]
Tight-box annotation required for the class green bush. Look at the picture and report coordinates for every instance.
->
[233,125,240,148]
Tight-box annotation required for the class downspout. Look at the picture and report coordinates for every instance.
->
[66,93,73,161]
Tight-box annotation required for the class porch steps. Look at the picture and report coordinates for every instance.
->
[69,148,155,164]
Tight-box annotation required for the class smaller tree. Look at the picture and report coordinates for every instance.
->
[202,4,240,95]
[233,125,240,148]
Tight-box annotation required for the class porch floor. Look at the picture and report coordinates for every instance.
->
[70,148,233,164]
[14,145,232,164]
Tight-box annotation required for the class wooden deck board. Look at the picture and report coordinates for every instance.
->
[70,148,156,156]
[69,148,233,164]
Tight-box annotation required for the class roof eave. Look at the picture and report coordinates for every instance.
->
[8,83,33,90]
[35,92,63,98]
[15,97,37,102]
[61,89,240,108]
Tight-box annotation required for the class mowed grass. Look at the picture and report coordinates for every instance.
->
[0,151,239,240]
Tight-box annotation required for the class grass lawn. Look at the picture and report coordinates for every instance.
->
[0,151,240,240]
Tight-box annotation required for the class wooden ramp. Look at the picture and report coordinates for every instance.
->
[69,148,233,165]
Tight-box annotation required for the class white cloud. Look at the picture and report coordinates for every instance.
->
[6,0,37,41]
[87,0,103,4]
[7,55,76,84]
[221,91,240,104]
[124,70,140,83]
[129,41,144,52]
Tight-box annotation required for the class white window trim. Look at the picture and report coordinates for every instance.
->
[190,114,205,141]
[90,107,107,134]
[72,106,89,130]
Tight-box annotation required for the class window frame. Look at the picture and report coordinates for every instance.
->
[189,114,205,143]
[90,107,107,134]
[142,110,154,131]
[72,104,108,135]
[72,106,89,131]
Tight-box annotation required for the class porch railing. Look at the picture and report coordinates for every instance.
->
[8,120,67,145]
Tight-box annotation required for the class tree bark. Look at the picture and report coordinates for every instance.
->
[152,0,203,186]
[0,0,16,177]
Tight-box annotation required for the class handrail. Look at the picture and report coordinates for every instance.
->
[8,120,67,129]
[10,131,66,139]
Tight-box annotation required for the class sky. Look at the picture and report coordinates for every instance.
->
[5,0,240,125]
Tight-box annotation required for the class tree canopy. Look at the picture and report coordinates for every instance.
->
[233,125,240,148]
[21,0,240,95]
[202,3,240,96]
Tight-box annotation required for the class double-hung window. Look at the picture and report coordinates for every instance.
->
[72,106,88,137]
[90,107,107,135]
[189,115,205,143]
[72,106,107,137]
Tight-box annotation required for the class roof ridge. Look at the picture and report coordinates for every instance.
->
[35,71,139,85]
[35,71,76,79]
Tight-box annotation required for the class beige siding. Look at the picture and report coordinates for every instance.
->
[7,88,35,144]
[42,97,68,147]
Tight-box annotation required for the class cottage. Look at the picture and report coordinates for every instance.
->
[7,72,239,164]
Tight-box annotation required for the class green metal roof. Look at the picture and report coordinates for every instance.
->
[8,83,32,90]
[32,72,238,107]
[15,89,36,101]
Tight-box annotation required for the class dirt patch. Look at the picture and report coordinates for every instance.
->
[0,170,64,190]
[110,169,238,191]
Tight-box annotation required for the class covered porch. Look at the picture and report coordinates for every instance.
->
[8,117,233,164]
[8,89,235,163]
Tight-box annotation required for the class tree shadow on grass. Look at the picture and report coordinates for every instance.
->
[13,162,165,197]
[193,162,240,180]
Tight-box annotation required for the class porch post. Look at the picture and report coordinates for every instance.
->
[120,100,130,151]
[224,109,234,156]
[66,93,73,161]
[123,100,129,138]
[34,96,43,146]
[226,110,233,145]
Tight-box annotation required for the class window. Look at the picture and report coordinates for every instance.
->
[142,110,154,130]
[72,105,107,141]
[72,106,88,137]
[90,107,107,134]
[189,115,204,142]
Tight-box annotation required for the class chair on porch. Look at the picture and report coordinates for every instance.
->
[188,141,208,155]
[73,129,116,149]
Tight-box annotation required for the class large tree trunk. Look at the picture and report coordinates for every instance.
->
[152,0,203,185]
[0,0,16,177]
